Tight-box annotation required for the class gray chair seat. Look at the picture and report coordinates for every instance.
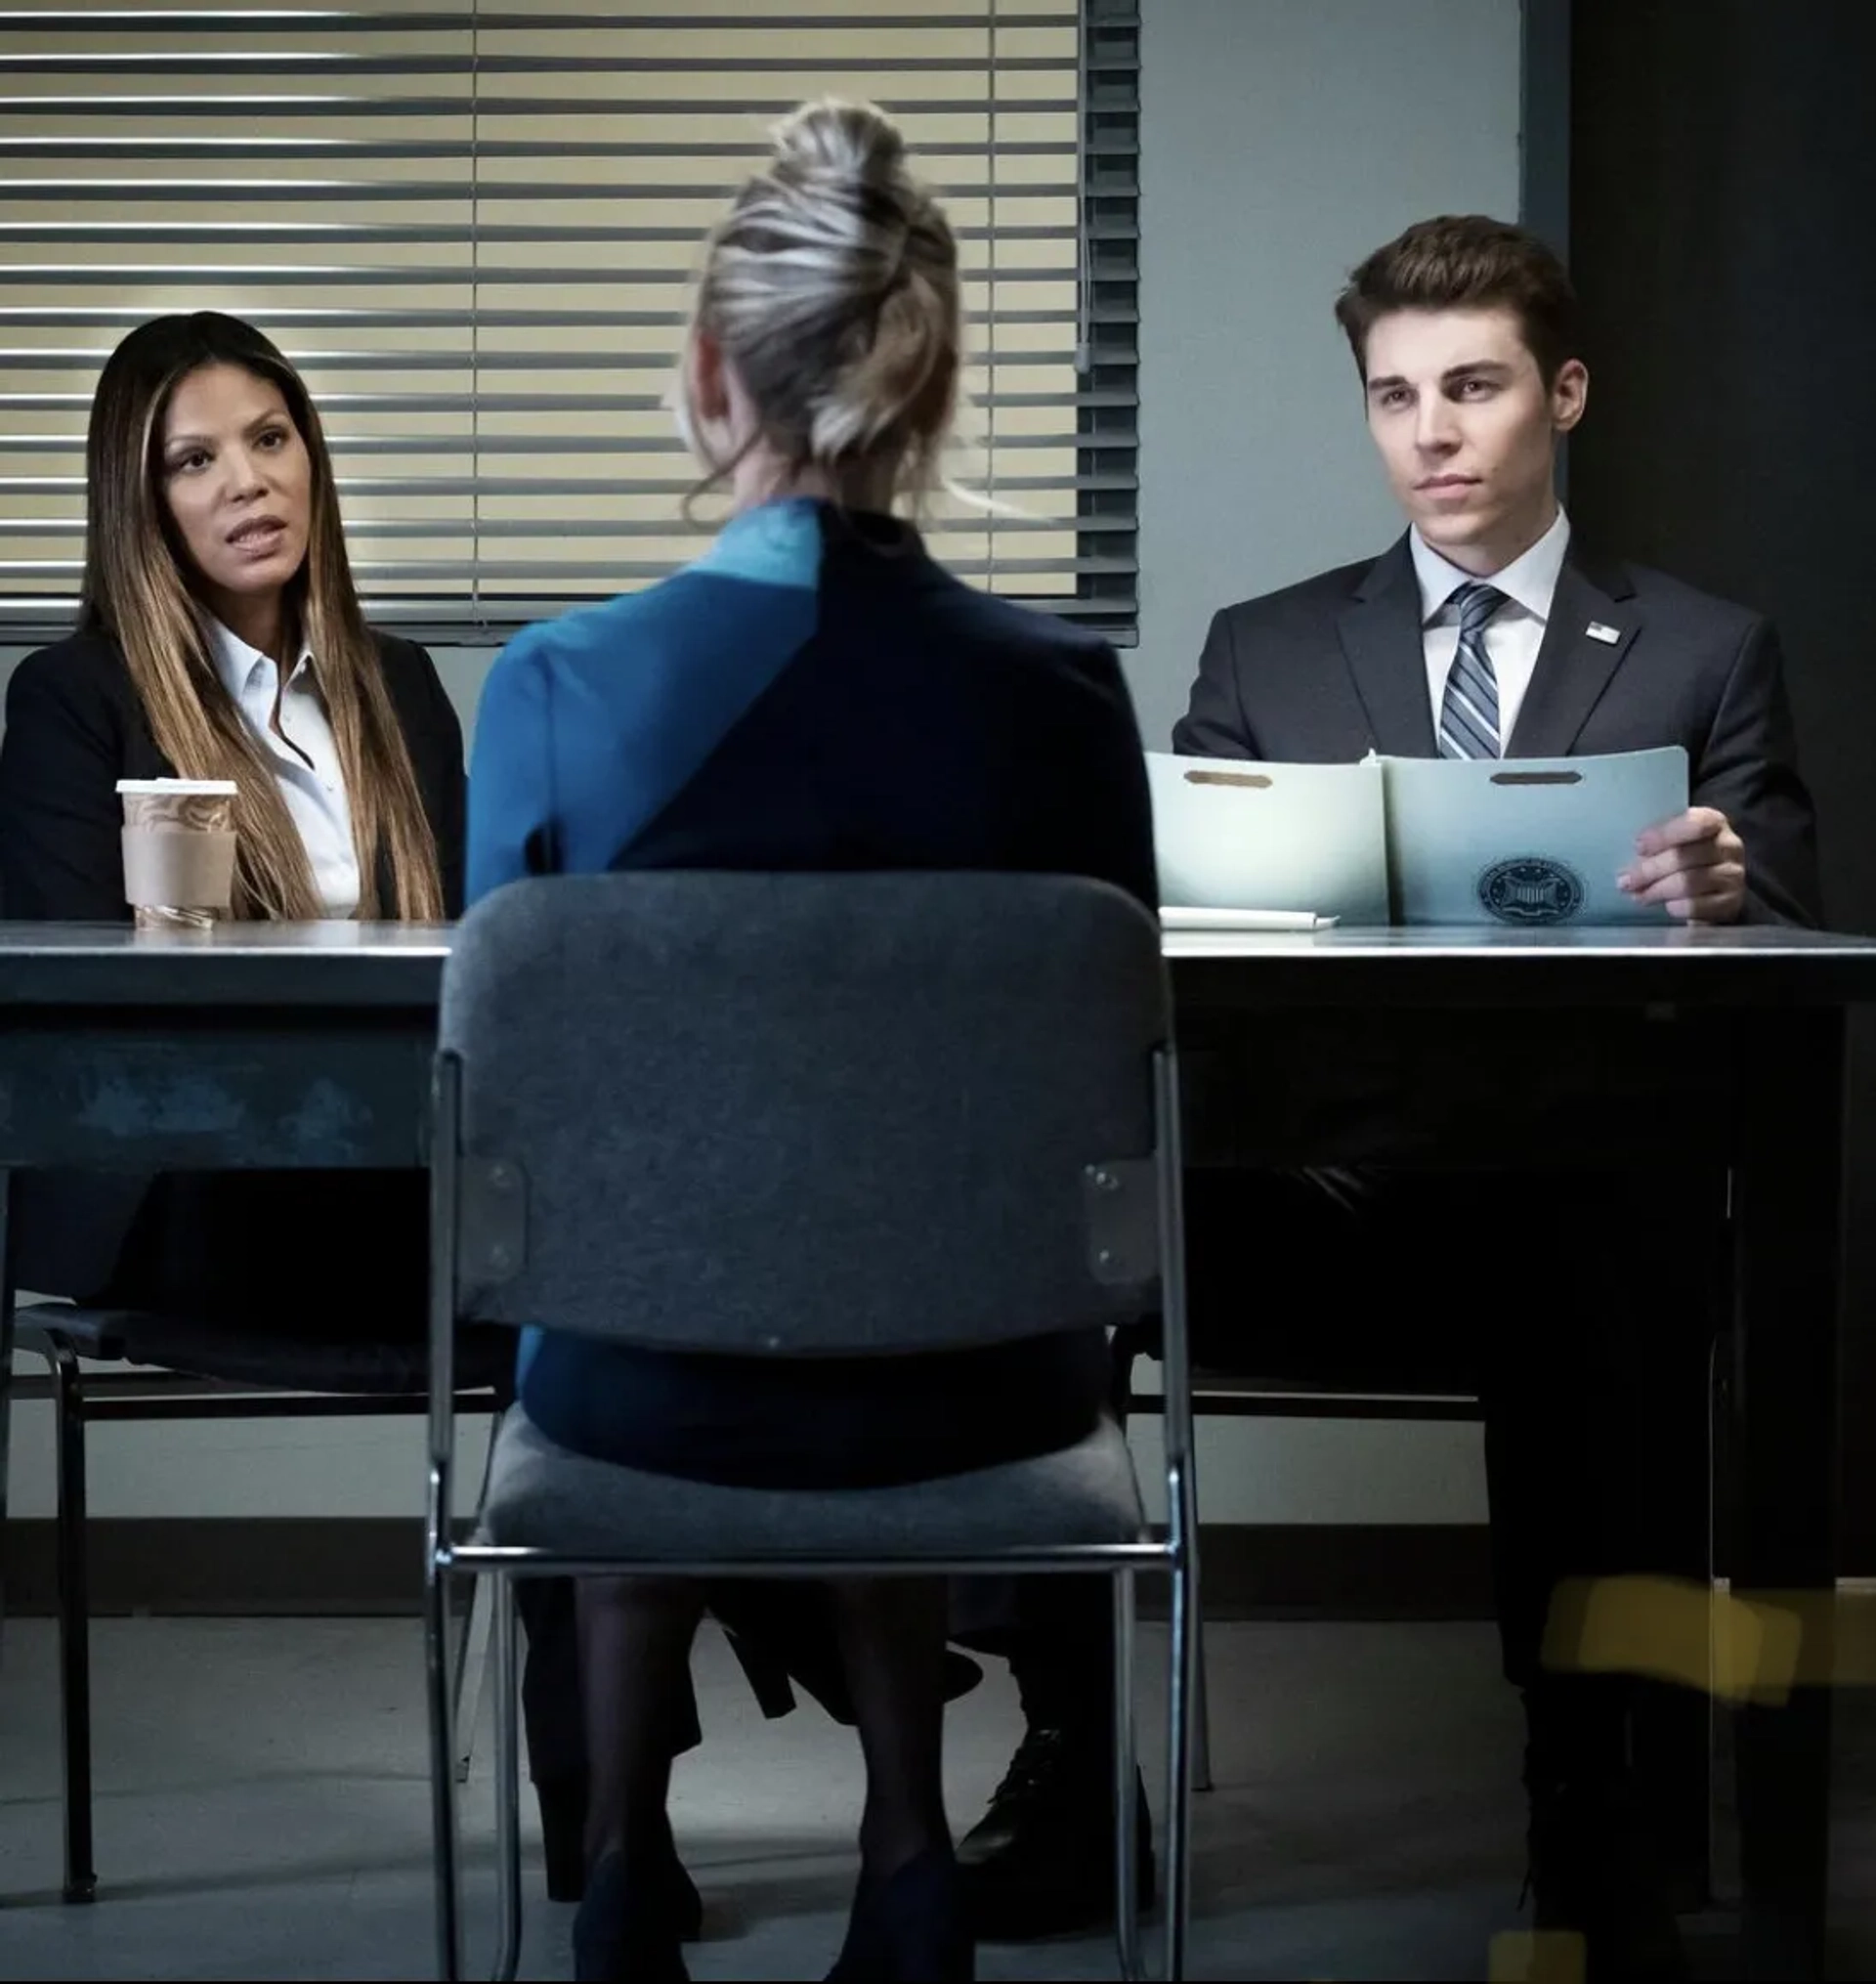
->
[479,1402,1147,1560]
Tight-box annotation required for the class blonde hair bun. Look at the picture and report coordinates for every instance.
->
[768,99,909,194]
[687,97,962,502]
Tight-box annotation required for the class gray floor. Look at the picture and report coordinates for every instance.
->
[1,1615,1873,1979]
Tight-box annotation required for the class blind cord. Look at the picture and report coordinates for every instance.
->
[470,0,483,630]
[985,0,999,595]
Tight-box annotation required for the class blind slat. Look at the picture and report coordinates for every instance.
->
[0,179,1088,199]
[6,11,1083,30]
[0,340,1135,367]
[0,93,1086,115]
[0,136,1123,159]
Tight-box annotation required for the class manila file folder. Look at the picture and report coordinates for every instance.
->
[1145,753,1389,925]
[1380,745,1690,927]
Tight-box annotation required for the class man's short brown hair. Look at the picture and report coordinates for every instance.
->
[1333,215,1582,385]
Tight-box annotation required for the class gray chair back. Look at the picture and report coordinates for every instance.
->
[438,871,1170,1356]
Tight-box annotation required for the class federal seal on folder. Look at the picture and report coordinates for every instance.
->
[1477,855,1589,927]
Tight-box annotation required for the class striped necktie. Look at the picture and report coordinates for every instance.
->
[1437,582,1508,759]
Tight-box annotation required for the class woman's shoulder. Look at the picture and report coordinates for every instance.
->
[490,559,806,714]
[951,583,1120,669]
[6,625,139,723]
[0,625,149,805]
[502,506,825,671]
[365,625,427,662]
[915,573,1134,714]
[491,587,657,671]
[362,624,448,688]
[13,625,132,685]
[874,541,1120,669]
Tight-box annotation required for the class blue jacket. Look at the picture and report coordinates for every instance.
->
[468,496,1154,907]
[466,496,1155,1481]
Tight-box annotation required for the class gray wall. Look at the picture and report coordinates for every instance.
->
[3,0,1523,1529]
[1117,0,1524,1528]
[1128,0,1525,746]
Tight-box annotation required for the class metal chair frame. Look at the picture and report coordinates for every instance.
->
[423,1043,1200,1984]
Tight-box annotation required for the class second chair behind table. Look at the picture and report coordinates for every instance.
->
[423,869,1199,1983]
[5,1298,512,1905]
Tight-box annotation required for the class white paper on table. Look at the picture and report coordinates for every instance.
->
[1144,752,1389,925]
[1158,906,1340,931]
[1377,745,1689,927]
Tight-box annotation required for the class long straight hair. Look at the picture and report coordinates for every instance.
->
[82,312,443,921]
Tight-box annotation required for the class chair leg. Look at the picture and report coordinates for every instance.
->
[451,1421,502,1784]
[493,1579,524,1984]
[1189,1511,1214,1795]
[1191,1632,1214,1796]
[1164,1482,1197,1983]
[1112,1571,1140,1983]
[426,1542,463,1982]
[453,1574,494,1786]
[49,1340,97,1905]
[1181,1378,1214,1797]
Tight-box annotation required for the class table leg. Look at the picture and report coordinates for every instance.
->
[1634,1210,1729,1913]
[1733,1010,1843,1981]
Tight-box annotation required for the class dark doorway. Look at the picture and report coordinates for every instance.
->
[1562,0,1876,1565]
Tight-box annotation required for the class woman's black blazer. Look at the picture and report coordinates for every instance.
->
[0,625,466,1297]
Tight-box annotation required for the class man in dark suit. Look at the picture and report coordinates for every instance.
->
[1176,222,1813,924]
[959,216,1820,1975]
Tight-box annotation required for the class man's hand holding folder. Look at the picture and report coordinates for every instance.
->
[1618,805,1748,923]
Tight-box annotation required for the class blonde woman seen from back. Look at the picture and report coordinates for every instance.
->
[467,102,1156,1984]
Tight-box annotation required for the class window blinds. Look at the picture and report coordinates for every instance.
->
[0,0,1139,640]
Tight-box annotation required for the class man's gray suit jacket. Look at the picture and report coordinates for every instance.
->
[1172,534,1820,927]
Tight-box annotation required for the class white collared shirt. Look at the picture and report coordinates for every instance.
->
[202,614,361,917]
[1410,506,1571,751]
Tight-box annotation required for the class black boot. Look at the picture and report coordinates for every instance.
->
[957,1722,1154,1941]
[573,1850,690,1984]
[538,1781,703,1940]
[828,1848,974,1982]
[539,1777,589,1905]
[1522,1689,1686,1982]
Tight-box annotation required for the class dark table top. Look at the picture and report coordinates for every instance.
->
[0,922,455,1010]
[1,919,1875,1014]
[1163,922,1876,1008]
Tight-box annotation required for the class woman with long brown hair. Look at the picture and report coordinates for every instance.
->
[0,309,607,1879]
[0,308,461,1317]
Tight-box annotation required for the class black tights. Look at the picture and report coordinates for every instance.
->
[576,1575,953,1881]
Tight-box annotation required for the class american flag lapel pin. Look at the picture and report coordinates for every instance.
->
[1586,621,1621,644]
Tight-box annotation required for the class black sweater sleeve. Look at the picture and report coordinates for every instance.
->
[0,640,137,922]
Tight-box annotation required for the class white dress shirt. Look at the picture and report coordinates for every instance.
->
[1410,506,1571,751]
[203,615,361,917]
